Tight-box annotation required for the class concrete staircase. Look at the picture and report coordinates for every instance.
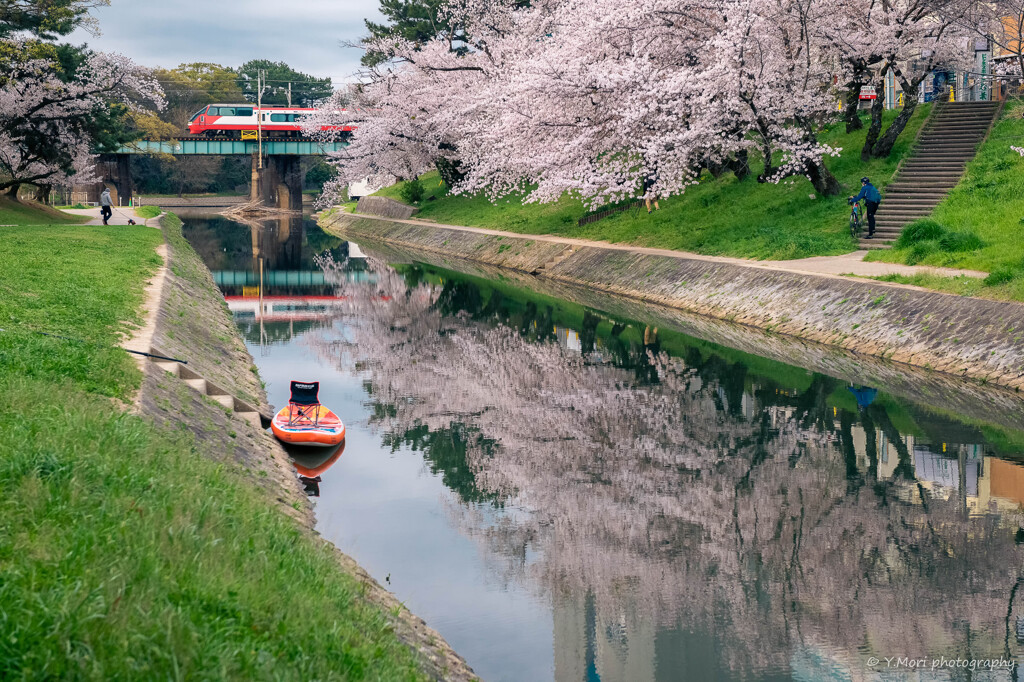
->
[531,245,578,276]
[150,346,271,429]
[860,101,1002,249]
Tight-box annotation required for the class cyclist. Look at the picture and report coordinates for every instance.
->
[851,176,881,238]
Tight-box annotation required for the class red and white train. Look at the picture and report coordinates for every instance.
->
[187,104,355,138]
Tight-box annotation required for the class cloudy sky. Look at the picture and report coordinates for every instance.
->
[68,0,383,83]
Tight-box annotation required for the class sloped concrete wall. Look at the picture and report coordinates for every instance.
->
[356,196,418,220]
[324,213,1024,391]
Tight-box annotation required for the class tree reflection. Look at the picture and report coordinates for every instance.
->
[312,255,1024,679]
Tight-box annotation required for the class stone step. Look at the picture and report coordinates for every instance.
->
[898,169,965,176]
[184,378,207,393]
[210,393,235,409]
[154,360,181,377]
[236,411,263,429]
[899,162,967,169]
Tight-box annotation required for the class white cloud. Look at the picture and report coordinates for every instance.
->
[68,0,384,82]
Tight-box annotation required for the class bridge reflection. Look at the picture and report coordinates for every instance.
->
[182,213,369,347]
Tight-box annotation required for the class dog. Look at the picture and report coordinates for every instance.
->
[127,218,136,225]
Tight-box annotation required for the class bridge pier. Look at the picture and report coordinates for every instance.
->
[74,154,133,206]
[250,153,304,211]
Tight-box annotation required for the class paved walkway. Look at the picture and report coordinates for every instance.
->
[62,206,161,226]
[347,212,989,280]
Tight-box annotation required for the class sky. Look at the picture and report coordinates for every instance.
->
[68,0,384,84]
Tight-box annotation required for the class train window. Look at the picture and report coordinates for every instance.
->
[206,107,219,116]
[236,108,253,117]
[270,114,287,122]
[189,108,205,121]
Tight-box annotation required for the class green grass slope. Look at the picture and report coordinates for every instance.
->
[375,106,931,260]
[0,224,427,680]
[0,197,89,226]
[866,99,1024,301]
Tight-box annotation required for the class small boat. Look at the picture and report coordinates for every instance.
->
[271,381,346,447]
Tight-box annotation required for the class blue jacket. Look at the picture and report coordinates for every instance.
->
[854,183,881,204]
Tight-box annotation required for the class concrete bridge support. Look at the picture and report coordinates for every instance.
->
[99,154,133,206]
[73,154,133,205]
[249,153,304,210]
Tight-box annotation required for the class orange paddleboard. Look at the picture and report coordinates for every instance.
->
[271,404,346,447]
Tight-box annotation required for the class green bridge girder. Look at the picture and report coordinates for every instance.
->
[117,139,348,156]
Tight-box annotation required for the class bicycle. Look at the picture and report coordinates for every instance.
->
[847,197,862,238]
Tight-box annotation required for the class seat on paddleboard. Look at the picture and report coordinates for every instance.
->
[288,381,321,426]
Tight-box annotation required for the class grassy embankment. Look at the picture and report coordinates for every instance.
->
[134,204,161,220]
[0,202,427,680]
[0,196,89,225]
[862,98,1024,301]
[373,107,931,260]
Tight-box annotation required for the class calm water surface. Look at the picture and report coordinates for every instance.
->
[183,215,1024,682]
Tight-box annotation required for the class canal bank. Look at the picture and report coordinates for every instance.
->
[174,210,1024,681]
[323,213,1024,391]
[142,214,478,681]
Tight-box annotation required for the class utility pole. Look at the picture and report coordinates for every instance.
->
[287,82,292,107]
[257,69,264,169]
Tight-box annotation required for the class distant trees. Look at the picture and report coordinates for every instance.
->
[236,59,333,107]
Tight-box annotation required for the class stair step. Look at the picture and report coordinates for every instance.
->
[184,378,207,393]
[154,360,181,377]
[236,411,263,428]
[211,394,235,409]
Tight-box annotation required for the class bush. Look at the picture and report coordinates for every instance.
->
[896,219,945,248]
[399,177,425,204]
[905,240,938,265]
[985,266,1018,286]
[938,230,984,252]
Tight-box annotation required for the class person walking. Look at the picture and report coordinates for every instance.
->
[642,173,660,214]
[852,176,881,238]
[99,188,113,225]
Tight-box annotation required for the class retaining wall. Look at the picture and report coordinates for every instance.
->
[325,213,1024,392]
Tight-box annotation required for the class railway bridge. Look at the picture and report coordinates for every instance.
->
[90,136,348,210]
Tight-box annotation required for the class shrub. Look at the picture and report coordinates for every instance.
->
[938,230,984,252]
[399,177,425,204]
[985,266,1018,286]
[896,219,945,248]
[905,240,938,265]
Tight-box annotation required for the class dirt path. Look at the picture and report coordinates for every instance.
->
[348,211,988,280]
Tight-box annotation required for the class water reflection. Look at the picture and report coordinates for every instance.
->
[183,216,1024,681]
[285,440,346,497]
[307,254,1024,681]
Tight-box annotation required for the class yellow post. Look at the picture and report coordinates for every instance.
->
[949,85,955,103]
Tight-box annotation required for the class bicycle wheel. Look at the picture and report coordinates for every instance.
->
[850,213,861,238]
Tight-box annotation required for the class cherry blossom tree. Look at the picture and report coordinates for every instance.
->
[0,48,163,196]
[317,0,975,208]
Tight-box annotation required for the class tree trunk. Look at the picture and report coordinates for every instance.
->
[32,184,50,203]
[757,139,774,183]
[871,97,918,159]
[2,184,20,200]
[861,93,885,161]
[728,150,750,180]
[844,84,864,133]
[805,159,841,196]
[434,157,464,188]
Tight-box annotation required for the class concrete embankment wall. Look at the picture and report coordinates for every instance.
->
[138,215,478,682]
[325,214,1024,391]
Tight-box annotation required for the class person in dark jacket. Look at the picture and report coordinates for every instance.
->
[852,177,881,238]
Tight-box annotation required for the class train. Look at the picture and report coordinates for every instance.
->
[187,104,355,138]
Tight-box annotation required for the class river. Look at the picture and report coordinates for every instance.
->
[182,213,1024,682]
